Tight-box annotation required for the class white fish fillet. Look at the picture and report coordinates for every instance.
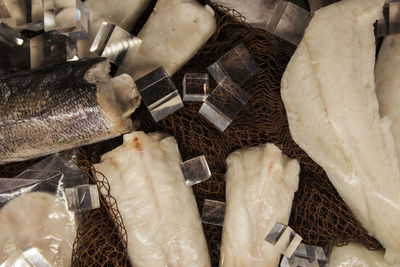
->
[220,143,300,267]
[0,192,77,266]
[94,131,210,267]
[85,0,151,30]
[376,35,400,166]
[281,0,400,264]
[120,0,217,80]
[329,242,388,267]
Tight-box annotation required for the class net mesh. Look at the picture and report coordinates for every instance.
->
[0,1,382,267]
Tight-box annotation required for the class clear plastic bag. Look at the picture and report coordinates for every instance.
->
[0,153,100,267]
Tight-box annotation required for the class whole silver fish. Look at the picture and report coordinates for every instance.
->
[0,58,141,164]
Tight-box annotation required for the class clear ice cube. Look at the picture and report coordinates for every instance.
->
[135,67,184,122]
[274,2,311,45]
[207,43,259,87]
[90,21,142,67]
[199,79,249,131]
[265,221,302,258]
[201,199,226,226]
[44,0,90,40]
[30,31,78,69]
[0,22,30,75]
[280,243,328,267]
[65,184,100,212]
[307,0,337,14]
[0,0,11,19]
[4,0,44,31]
[376,2,389,37]
[374,1,400,37]
[180,155,211,186]
[182,73,209,102]
[21,246,51,267]
[389,1,400,34]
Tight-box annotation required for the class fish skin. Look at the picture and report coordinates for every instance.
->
[220,143,300,267]
[281,0,400,264]
[0,58,139,164]
[94,131,211,267]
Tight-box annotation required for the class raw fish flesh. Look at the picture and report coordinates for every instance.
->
[0,58,141,164]
[85,0,151,31]
[94,131,210,267]
[329,242,388,267]
[120,0,216,79]
[281,0,400,264]
[376,35,400,165]
[0,192,77,266]
[220,143,300,267]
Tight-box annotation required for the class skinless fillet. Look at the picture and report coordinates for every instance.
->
[329,242,388,267]
[376,35,400,165]
[0,58,141,164]
[0,192,77,266]
[220,143,300,267]
[119,0,217,79]
[94,131,211,267]
[85,0,151,31]
[281,0,400,264]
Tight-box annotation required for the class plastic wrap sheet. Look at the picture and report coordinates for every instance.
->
[0,153,87,267]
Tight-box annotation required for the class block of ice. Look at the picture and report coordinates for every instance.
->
[30,31,78,69]
[21,246,51,267]
[180,155,211,186]
[199,79,249,131]
[280,243,328,267]
[135,67,184,122]
[3,0,43,31]
[90,21,141,68]
[182,73,209,102]
[207,43,259,87]
[307,0,337,14]
[65,184,100,212]
[44,0,90,40]
[0,22,29,75]
[201,199,226,226]
[264,221,302,258]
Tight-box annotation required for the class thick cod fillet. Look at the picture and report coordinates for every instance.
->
[120,0,216,79]
[329,242,388,267]
[281,0,400,264]
[85,0,151,31]
[94,131,211,267]
[220,143,300,267]
[0,192,77,266]
[0,58,141,164]
[376,35,400,164]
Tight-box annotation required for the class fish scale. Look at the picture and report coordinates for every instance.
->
[0,58,138,164]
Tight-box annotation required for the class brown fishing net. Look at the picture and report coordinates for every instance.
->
[70,150,131,267]
[0,1,383,267]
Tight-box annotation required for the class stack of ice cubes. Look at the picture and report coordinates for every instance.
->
[0,0,142,76]
[264,221,303,258]
[199,42,260,131]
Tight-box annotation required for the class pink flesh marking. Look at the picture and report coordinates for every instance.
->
[133,136,182,265]
[249,161,275,257]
